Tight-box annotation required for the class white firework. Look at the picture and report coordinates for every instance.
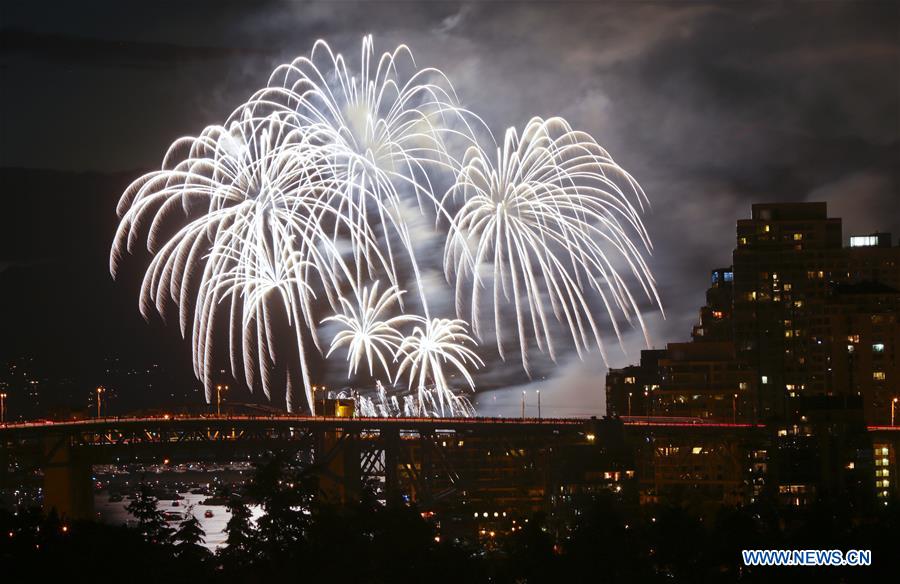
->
[395,317,483,416]
[111,112,358,411]
[323,281,412,378]
[242,35,483,312]
[110,37,661,418]
[444,116,662,372]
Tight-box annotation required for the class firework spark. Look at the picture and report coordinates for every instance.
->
[323,281,412,378]
[111,37,659,417]
[395,317,483,416]
[444,116,661,372]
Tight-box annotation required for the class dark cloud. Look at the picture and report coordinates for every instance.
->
[0,29,277,68]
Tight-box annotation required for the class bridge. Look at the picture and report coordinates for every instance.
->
[0,415,771,522]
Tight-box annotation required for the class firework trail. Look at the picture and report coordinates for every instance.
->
[241,35,484,314]
[443,116,662,373]
[395,317,483,416]
[111,37,659,417]
[323,281,412,378]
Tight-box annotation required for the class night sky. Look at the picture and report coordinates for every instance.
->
[1,1,898,415]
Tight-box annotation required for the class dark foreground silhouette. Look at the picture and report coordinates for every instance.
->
[2,453,897,583]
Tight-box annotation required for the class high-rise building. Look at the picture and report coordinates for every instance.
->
[732,203,899,420]
[607,202,900,426]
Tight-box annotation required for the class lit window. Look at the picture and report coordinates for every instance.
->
[739,382,749,390]
[783,283,792,291]
[785,330,793,338]
[794,300,804,308]
[873,372,886,381]
[712,310,724,319]
[761,376,769,384]
[847,335,860,343]
[625,376,636,384]
[847,345,855,353]
[763,225,770,233]
[724,272,733,282]
[739,237,748,246]
[850,235,878,248]
[692,447,703,454]
[793,233,803,241]
[873,343,885,353]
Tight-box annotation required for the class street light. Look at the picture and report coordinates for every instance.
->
[892,397,898,427]
[95,386,105,418]
[521,391,526,420]
[627,392,633,417]
[216,384,228,417]
[733,393,739,424]
[0,392,7,423]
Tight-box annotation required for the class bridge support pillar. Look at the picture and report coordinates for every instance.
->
[42,437,94,521]
[316,429,360,505]
[383,427,400,504]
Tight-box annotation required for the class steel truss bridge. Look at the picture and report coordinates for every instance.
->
[0,416,771,521]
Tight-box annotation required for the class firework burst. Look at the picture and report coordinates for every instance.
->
[111,37,659,417]
[443,116,661,372]
[395,317,483,416]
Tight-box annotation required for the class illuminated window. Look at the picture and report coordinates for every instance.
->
[785,330,793,338]
[739,237,748,246]
[873,343,885,353]
[763,225,770,233]
[739,382,749,390]
[793,233,803,241]
[847,335,860,343]
[873,372,886,381]
[712,310,724,319]
[691,447,703,454]
[625,376,636,384]
[850,235,878,247]
[761,376,769,384]
[794,300,804,308]
[783,283,792,291]
[747,291,757,301]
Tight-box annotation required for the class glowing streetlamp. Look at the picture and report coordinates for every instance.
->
[733,393,739,424]
[216,384,228,417]
[95,386,105,418]
[627,392,633,417]
[892,397,898,427]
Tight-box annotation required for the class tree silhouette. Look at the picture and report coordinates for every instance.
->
[125,483,173,545]
[218,494,257,572]
[173,505,209,562]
